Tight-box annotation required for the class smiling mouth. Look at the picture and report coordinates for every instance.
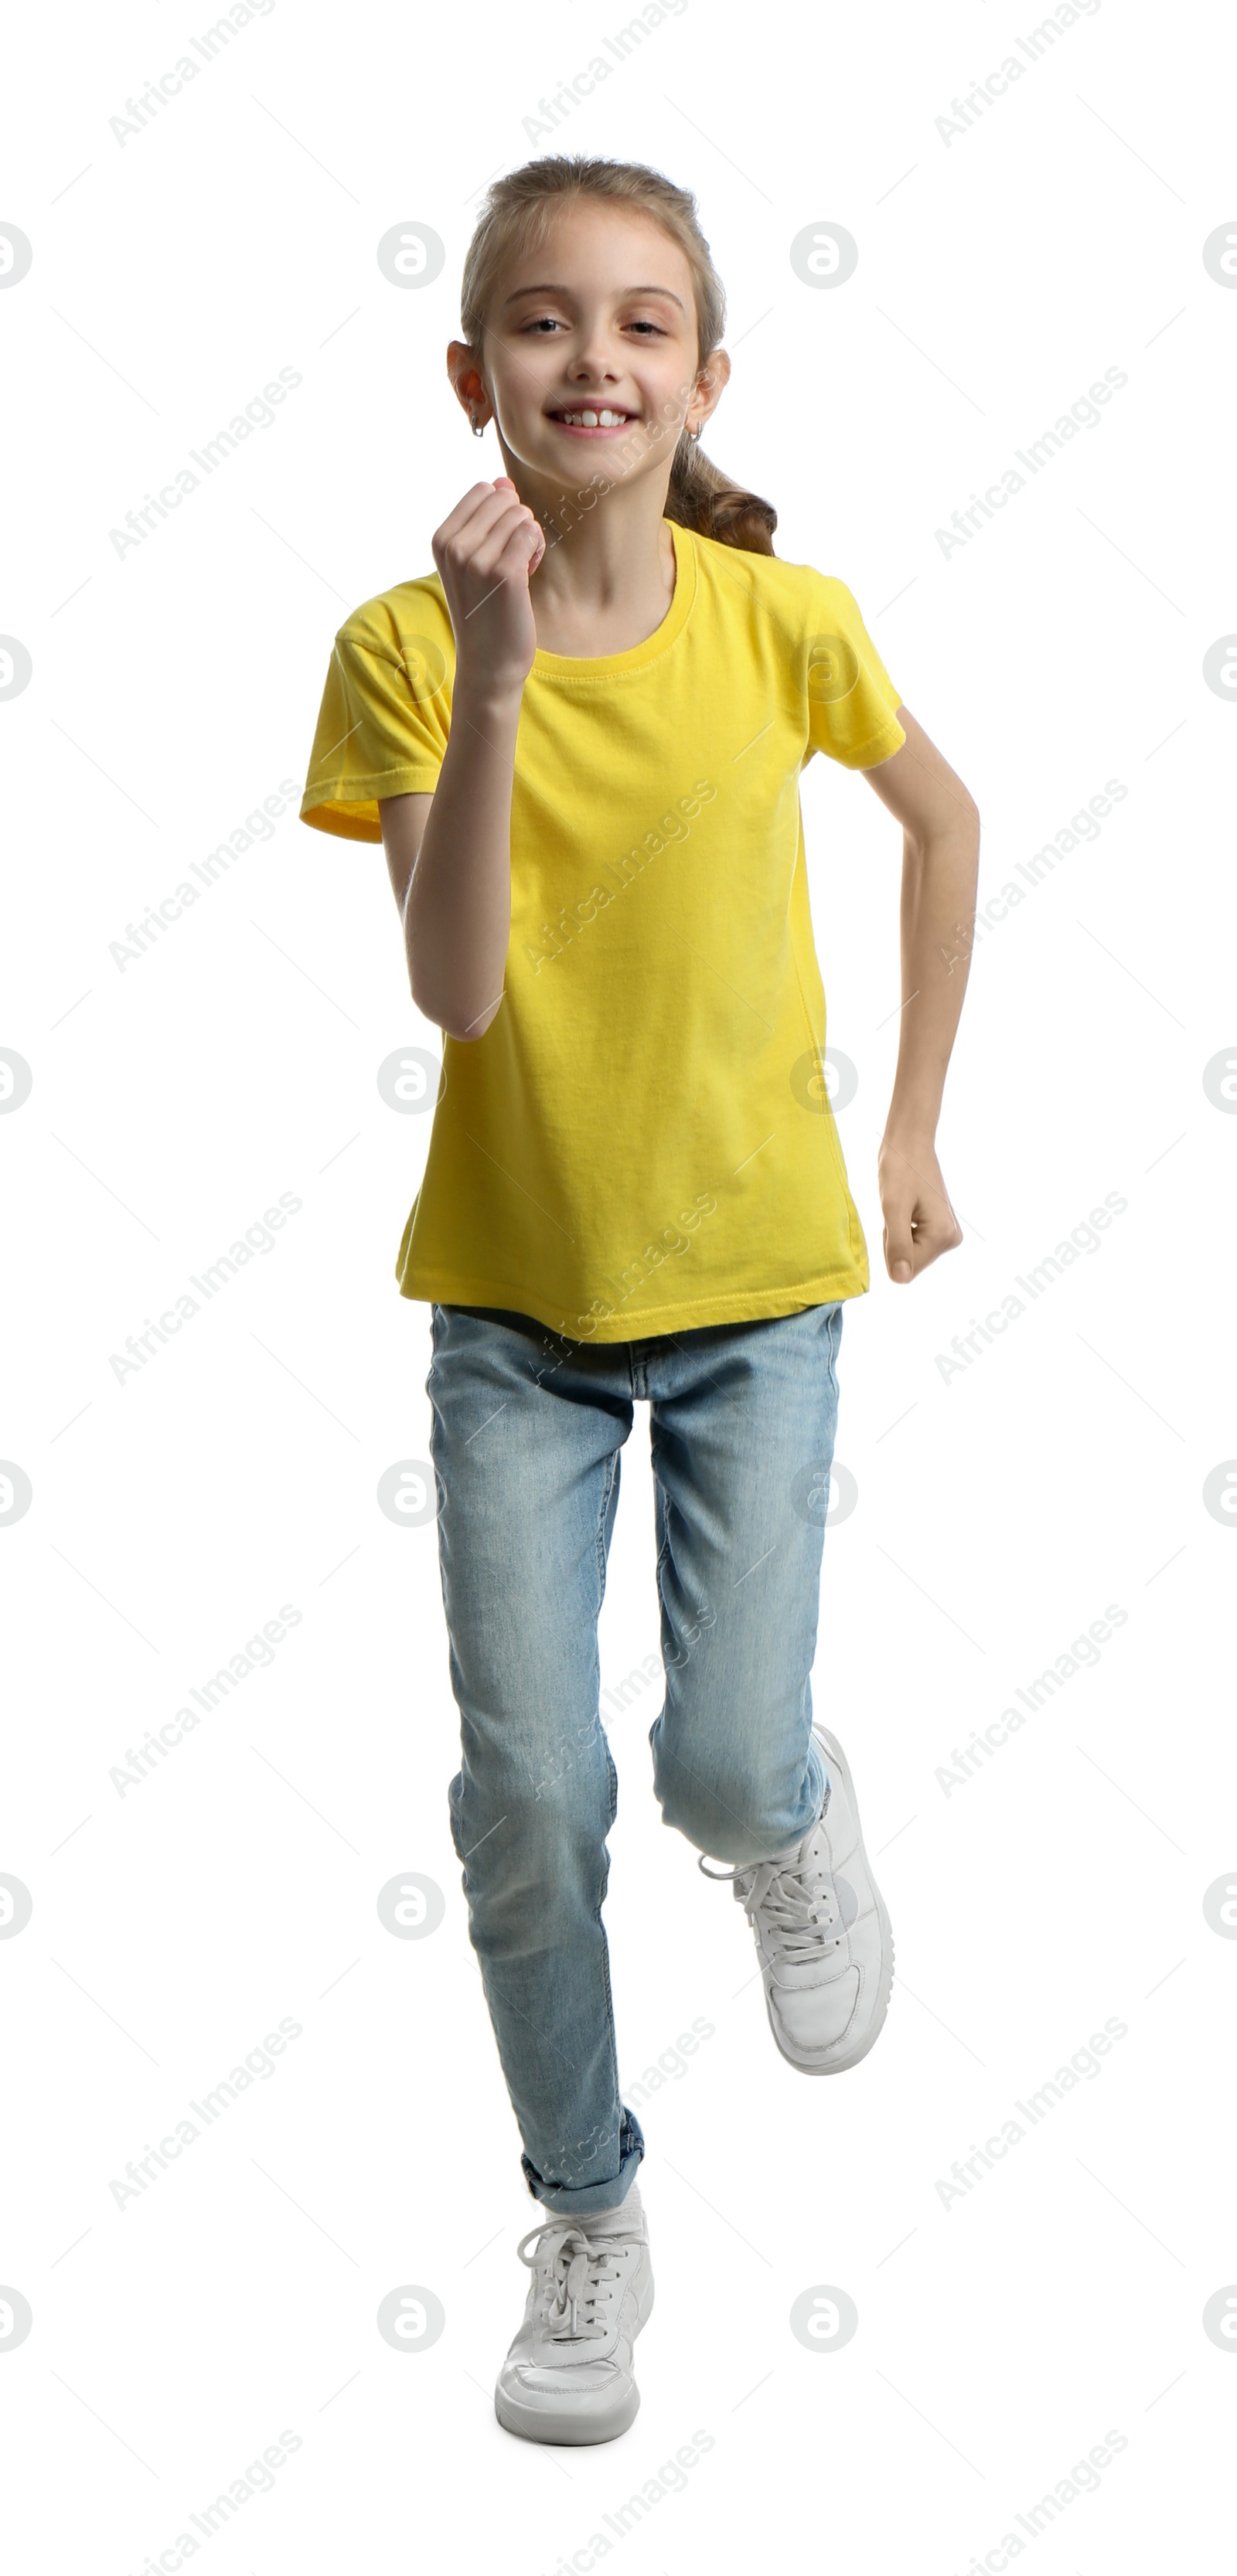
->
[547,407,636,430]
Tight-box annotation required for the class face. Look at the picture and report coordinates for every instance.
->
[449,201,729,489]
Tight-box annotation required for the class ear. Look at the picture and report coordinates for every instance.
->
[692,347,731,434]
[446,340,489,427]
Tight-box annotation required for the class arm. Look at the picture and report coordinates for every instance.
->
[377,666,522,1040]
[378,477,544,1043]
[860,706,980,1282]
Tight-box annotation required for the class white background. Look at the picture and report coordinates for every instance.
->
[2,0,1235,2567]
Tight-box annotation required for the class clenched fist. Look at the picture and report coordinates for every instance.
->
[431,478,547,699]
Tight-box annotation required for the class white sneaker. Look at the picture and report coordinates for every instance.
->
[703,1726,894,2075]
[494,2194,654,2445]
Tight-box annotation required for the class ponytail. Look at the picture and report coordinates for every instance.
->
[665,427,776,556]
[459,154,778,555]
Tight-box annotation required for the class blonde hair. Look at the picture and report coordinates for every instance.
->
[458,154,777,556]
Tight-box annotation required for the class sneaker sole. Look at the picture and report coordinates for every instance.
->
[765,1727,895,2078]
[493,2266,655,2446]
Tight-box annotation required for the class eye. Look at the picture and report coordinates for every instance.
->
[521,316,564,333]
[626,319,666,335]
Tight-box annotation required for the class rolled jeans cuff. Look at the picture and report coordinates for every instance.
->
[520,2108,646,2217]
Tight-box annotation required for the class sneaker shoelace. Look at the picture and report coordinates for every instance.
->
[516,2219,625,2343]
[700,1844,846,1967]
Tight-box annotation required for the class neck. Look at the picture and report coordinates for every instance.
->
[499,451,679,656]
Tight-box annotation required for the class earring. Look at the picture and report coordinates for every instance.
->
[688,422,702,442]
[471,416,486,438]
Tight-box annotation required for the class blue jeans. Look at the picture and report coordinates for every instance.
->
[426,1298,845,2217]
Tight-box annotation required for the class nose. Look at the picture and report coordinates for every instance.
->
[565,330,622,385]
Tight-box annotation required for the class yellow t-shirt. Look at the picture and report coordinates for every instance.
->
[300,519,905,1341]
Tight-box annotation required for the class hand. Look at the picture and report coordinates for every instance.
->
[877,1131,963,1283]
[431,478,545,699]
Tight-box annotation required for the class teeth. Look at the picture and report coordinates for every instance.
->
[557,408,628,427]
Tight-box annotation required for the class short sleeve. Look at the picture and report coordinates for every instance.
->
[804,578,905,771]
[299,607,450,843]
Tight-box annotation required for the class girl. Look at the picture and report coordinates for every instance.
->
[301,154,978,2446]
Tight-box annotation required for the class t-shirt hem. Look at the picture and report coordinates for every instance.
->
[395,1264,871,1339]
